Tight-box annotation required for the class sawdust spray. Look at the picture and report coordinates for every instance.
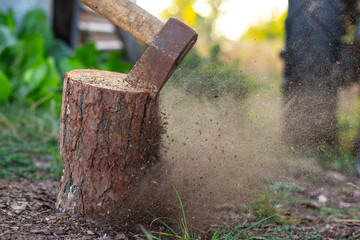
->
[130,82,318,230]
[128,40,329,230]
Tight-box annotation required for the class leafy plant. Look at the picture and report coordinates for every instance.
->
[0,8,134,179]
[57,43,132,77]
[169,45,258,100]
[0,72,11,103]
[0,8,132,109]
[249,194,280,220]
[0,9,65,105]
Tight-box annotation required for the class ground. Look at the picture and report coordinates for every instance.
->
[1,164,360,239]
[2,87,360,239]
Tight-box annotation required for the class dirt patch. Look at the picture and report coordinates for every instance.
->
[0,178,137,239]
[2,86,360,239]
[1,167,360,239]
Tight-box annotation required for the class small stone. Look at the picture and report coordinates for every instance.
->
[31,229,51,235]
[116,232,128,239]
[10,202,27,212]
[318,194,328,203]
[53,228,65,235]
[245,212,256,220]
[87,230,94,235]
[339,201,352,208]
[303,201,320,209]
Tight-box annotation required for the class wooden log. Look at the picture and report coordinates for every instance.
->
[56,69,162,219]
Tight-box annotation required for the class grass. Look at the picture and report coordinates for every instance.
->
[140,186,329,240]
[0,101,62,179]
[249,194,280,220]
[168,48,259,101]
[141,186,285,240]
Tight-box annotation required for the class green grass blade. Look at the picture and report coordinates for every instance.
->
[147,212,179,237]
[239,212,280,235]
[211,230,219,240]
[172,185,189,238]
[141,226,155,240]
[245,226,286,239]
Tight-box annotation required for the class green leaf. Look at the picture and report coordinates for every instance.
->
[103,52,132,73]
[57,57,86,77]
[19,9,54,51]
[0,9,16,33]
[0,25,17,53]
[9,34,46,89]
[28,57,60,103]
[0,71,12,103]
[73,43,99,68]
[48,39,73,60]
[0,47,16,75]
[14,60,48,101]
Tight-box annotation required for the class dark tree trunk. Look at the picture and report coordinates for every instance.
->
[56,69,161,219]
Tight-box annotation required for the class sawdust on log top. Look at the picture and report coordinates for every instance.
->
[66,69,142,92]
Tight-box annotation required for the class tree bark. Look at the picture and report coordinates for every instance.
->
[56,69,162,219]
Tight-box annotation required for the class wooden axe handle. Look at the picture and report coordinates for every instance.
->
[80,0,165,45]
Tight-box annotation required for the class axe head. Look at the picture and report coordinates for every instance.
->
[124,18,198,96]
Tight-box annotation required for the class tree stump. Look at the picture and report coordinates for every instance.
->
[56,69,162,220]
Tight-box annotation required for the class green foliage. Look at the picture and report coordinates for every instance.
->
[0,9,65,106]
[170,45,258,100]
[162,1,258,100]
[0,72,11,103]
[58,43,132,76]
[19,9,54,52]
[242,12,286,41]
[0,9,15,33]
[0,25,16,53]
[249,194,279,220]
[0,8,132,108]
[0,8,133,179]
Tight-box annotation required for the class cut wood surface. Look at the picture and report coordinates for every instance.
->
[56,69,162,220]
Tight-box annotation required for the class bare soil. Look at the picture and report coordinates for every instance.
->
[1,165,360,239]
[0,178,134,240]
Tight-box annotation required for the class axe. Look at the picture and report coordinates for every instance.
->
[80,0,198,96]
